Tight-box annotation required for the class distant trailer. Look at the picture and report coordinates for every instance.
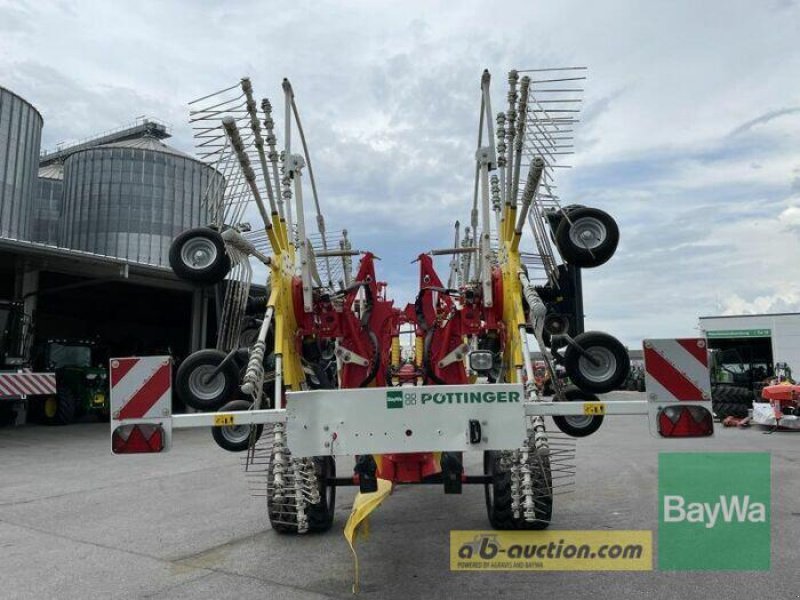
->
[0,369,57,398]
[0,369,57,424]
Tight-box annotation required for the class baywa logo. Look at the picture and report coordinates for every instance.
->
[386,390,404,409]
[385,389,521,410]
[663,494,766,529]
[658,452,770,571]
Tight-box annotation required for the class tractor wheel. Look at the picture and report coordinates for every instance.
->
[554,207,619,268]
[267,455,336,534]
[484,450,552,530]
[176,349,239,411]
[211,399,262,452]
[552,385,604,437]
[563,331,630,394]
[168,227,231,284]
[711,385,751,420]
[43,390,77,426]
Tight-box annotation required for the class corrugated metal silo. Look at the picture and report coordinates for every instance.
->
[32,163,64,245]
[61,136,222,266]
[0,86,43,240]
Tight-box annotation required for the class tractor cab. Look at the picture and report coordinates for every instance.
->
[0,300,30,368]
[36,339,110,424]
[710,347,771,390]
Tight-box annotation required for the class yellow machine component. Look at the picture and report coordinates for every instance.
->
[390,335,400,385]
[414,334,424,384]
[344,478,393,594]
[265,214,306,392]
[498,212,527,384]
[44,396,57,419]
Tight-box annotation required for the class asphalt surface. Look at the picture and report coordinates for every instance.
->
[1,391,798,599]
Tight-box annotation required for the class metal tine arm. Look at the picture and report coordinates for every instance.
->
[221,117,281,253]
[511,157,545,252]
[241,78,278,215]
[505,70,519,210]
[509,76,530,222]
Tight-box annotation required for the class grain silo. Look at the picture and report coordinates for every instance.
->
[0,86,43,240]
[32,163,64,245]
[60,135,222,267]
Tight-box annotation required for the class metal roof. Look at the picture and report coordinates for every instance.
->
[699,313,800,320]
[38,163,63,180]
[0,238,193,290]
[39,119,170,166]
[97,135,195,160]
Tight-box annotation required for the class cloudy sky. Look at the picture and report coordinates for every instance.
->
[2,0,800,347]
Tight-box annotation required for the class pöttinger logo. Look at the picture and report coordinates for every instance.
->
[386,390,403,409]
[658,452,770,571]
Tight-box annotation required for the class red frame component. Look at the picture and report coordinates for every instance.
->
[290,251,509,485]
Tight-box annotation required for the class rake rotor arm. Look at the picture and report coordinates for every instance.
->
[506,76,530,241]
[241,78,278,215]
[511,157,545,252]
[221,117,282,253]
[504,70,519,204]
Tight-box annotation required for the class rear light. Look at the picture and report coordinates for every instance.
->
[657,405,713,438]
[112,424,165,454]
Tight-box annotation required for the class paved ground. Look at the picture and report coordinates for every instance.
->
[1,391,798,599]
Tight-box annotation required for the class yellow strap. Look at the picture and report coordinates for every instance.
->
[343,478,392,594]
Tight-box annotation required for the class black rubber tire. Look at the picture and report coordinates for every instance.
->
[552,385,604,437]
[712,385,752,419]
[713,401,749,420]
[555,207,619,268]
[484,450,552,530]
[712,384,753,405]
[268,455,336,534]
[43,389,77,426]
[176,349,239,411]
[211,399,263,452]
[564,331,630,394]
[169,227,231,284]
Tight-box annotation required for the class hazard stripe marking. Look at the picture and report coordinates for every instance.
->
[111,358,139,387]
[644,347,705,401]
[677,338,708,367]
[118,365,171,420]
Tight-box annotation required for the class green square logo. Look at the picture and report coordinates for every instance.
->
[386,390,403,409]
[658,452,770,571]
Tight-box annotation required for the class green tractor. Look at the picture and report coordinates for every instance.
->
[709,347,771,420]
[37,340,110,425]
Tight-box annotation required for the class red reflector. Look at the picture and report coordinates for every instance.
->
[112,424,165,454]
[658,405,713,438]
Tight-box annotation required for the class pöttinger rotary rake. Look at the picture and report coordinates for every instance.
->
[111,71,714,546]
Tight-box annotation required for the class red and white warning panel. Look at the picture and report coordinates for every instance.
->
[110,356,172,454]
[0,370,56,398]
[643,338,713,438]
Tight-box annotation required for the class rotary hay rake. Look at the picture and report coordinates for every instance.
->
[111,68,714,567]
